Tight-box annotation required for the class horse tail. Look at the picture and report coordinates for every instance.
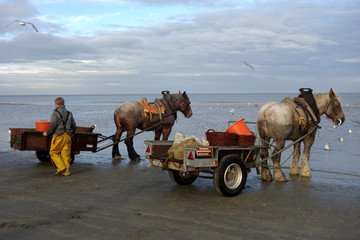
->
[113,108,121,129]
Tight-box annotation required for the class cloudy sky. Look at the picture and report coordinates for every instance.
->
[0,0,359,95]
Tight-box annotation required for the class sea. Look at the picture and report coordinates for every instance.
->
[1,93,359,186]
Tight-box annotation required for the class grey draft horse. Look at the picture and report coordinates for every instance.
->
[112,91,192,161]
[257,89,345,182]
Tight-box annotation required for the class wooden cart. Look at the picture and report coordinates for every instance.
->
[9,126,100,164]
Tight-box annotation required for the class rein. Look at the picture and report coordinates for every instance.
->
[259,125,319,168]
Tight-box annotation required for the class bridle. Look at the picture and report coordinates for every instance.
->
[179,97,191,115]
[324,96,343,125]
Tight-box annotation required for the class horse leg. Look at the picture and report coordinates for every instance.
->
[161,127,172,140]
[300,134,315,178]
[112,128,123,160]
[289,142,301,175]
[154,130,161,140]
[125,132,140,161]
[272,140,287,182]
[260,138,273,181]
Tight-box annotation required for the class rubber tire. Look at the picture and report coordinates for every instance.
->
[35,151,51,162]
[169,171,198,185]
[213,155,247,197]
[50,152,75,166]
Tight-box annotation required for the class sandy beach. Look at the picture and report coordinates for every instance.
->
[1,93,359,239]
[0,149,359,240]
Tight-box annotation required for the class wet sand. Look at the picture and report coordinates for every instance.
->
[0,150,359,240]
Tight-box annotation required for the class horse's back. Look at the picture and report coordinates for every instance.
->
[114,101,142,114]
[114,101,145,127]
[257,101,297,140]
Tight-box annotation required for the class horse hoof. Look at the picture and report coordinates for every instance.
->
[289,168,300,176]
[274,172,287,182]
[261,173,273,182]
[300,167,312,178]
[289,172,300,176]
[130,155,141,161]
[261,168,273,181]
[113,155,121,161]
[301,173,312,178]
[262,176,273,182]
[275,177,287,182]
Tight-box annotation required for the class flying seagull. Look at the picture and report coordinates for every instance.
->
[7,20,38,32]
[242,61,254,70]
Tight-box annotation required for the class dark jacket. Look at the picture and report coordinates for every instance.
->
[46,105,76,136]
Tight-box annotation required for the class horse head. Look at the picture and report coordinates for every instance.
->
[161,90,193,118]
[177,91,193,118]
[324,89,345,125]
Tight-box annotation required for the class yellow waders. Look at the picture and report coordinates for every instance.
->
[49,133,72,176]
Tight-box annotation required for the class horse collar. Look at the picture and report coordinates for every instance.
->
[163,95,176,112]
[298,88,320,122]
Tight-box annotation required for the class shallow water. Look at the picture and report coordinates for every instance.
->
[1,93,359,188]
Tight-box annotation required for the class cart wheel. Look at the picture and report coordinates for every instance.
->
[169,170,198,185]
[35,151,51,162]
[50,152,75,167]
[213,155,247,197]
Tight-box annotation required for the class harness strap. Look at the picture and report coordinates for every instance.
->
[150,101,162,120]
[55,109,70,133]
[281,97,307,130]
[294,99,317,123]
[281,96,321,131]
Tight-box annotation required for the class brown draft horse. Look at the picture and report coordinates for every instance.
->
[112,91,193,161]
[257,89,345,182]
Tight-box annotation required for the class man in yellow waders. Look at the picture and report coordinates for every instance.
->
[43,97,76,176]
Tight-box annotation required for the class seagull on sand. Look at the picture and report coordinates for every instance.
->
[7,20,38,32]
[324,143,330,151]
[242,61,254,70]
[230,107,235,114]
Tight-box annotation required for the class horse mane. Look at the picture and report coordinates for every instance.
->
[169,93,186,102]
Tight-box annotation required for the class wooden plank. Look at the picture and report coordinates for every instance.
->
[22,131,50,151]
[72,133,100,152]
[9,128,36,150]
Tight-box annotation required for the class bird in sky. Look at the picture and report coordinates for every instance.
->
[7,20,38,32]
[242,61,254,70]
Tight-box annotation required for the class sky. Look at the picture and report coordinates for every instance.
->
[0,0,359,95]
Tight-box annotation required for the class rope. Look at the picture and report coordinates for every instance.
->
[258,126,318,168]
